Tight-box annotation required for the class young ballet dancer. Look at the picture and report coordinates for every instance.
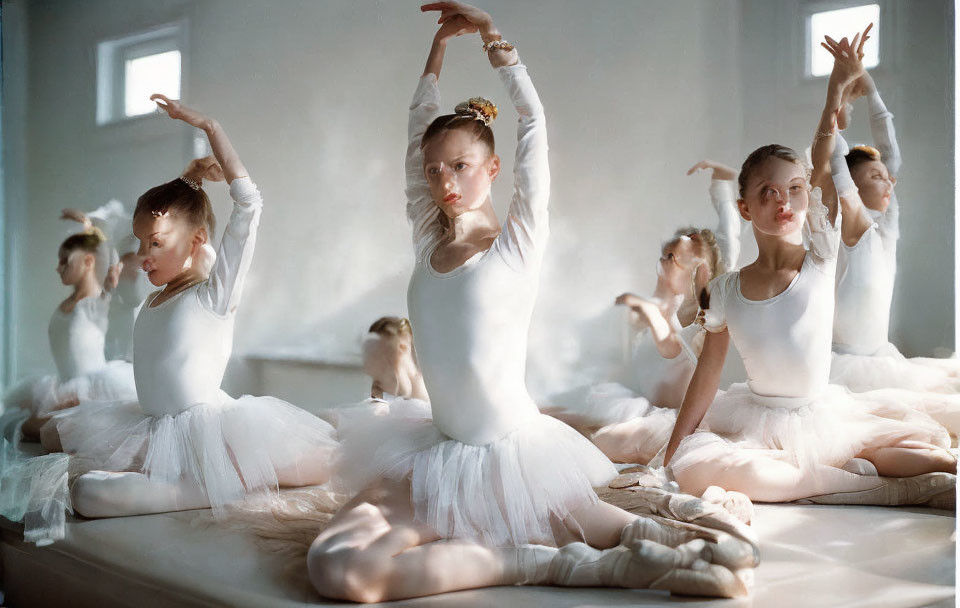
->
[546,163,741,464]
[0,213,136,448]
[20,94,338,542]
[306,4,756,603]
[663,28,956,507]
[824,62,960,435]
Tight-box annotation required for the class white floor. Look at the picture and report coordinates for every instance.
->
[1,501,954,607]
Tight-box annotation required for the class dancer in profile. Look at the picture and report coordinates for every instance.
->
[306,4,755,602]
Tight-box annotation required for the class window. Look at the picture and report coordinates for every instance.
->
[97,24,184,125]
[808,4,880,77]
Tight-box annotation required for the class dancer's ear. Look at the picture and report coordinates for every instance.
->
[736,198,751,222]
[487,154,501,182]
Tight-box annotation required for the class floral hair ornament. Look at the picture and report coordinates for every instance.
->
[454,97,498,127]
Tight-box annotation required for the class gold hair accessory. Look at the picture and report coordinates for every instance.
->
[482,39,515,53]
[454,97,498,127]
[851,144,881,159]
[180,175,201,191]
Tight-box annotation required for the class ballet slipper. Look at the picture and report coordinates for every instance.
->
[700,486,754,525]
[621,517,759,571]
[840,457,879,476]
[797,472,956,509]
[547,538,747,597]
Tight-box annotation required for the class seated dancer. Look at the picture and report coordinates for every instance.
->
[663,28,956,508]
[0,207,136,449]
[547,162,741,464]
[8,94,338,545]
[306,4,756,603]
[825,61,960,436]
[363,316,429,402]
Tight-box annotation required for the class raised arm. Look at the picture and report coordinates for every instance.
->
[862,74,900,239]
[151,95,247,184]
[153,97,260,316]
[687,160,741,271]
[812,26,871,225]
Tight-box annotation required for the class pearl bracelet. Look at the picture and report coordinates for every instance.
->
[482,39,515,53]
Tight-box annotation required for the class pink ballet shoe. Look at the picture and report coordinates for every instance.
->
[798,472,956,510]
[547,539,748,598]
[700,486,754,525]
[621,517,759,571]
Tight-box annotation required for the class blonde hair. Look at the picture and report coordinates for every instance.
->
[368,316,412,338]
[671,226,725,276]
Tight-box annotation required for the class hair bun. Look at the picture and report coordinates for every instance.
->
[454,97,498,127]
[850,144,881,160]
[81,225,107,245]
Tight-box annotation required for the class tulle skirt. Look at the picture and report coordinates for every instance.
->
[831,342,960,394]
[670,382,951,480]
[336,398,617,547]
[544,382,679,464]
[51,392,339,513]
[0,361,136,444]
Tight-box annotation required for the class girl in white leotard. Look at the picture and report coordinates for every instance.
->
[663,28,955,508]
[12,96,338,546]
[0,216,136,449]
[306,3,754,602]
[825,71,960,438]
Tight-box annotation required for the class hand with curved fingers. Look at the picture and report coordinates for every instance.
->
[687,160,737,182]
[422,2,495,39]
[151,94,212,130]
[821,23,871,89]
[60,208,93,231]
[435,14,479,44]
[183,155,225,184]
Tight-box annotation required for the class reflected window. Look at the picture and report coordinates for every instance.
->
[97,24,184,125]
[809,4,880,77]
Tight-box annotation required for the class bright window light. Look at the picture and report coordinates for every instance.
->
[810,4,880,77]
[124,50,181,117]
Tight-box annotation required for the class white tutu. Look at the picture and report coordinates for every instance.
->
[337,398,617,547]
[831,342,960,394]
[51,393,338,514]
[670,382,951,480]
[545,383,679,464]
[0,360,136,442]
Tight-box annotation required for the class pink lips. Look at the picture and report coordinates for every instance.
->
[442,192,461,205]
[776,211,795,223]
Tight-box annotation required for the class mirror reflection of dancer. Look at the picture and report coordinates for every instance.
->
[306,4,754,602]
[0,210,136,449]
[548,162,741,464]
[826,53,960,436]
[663,28,955,508]
[13,96,338,544]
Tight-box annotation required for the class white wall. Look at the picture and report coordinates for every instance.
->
[5,0,952,401]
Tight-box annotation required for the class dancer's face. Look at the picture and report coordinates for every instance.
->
[133,212,207,286]
[851,159,894,212]
[422,129,500,219]
[738,158,808,237]
[56,247,93,286]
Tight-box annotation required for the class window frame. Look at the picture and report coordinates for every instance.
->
[96,22,187,126]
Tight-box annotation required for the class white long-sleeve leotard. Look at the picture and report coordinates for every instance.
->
[405,64,550,446]
[831,90,900,355]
